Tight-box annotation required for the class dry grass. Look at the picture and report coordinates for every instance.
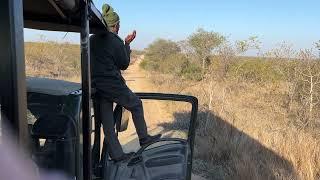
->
[25,42,81,81]
[25,41,141,82]
[149,73,320,180]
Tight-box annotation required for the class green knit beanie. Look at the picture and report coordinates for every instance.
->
[102,4,120,27]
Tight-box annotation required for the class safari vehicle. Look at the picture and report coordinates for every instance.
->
[0,0,198,180]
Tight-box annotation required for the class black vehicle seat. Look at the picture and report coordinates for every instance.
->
[30,114,76,177]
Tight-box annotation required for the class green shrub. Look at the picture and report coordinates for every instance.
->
[180,61,202,81]
[139,59,160,71]
[144,39,181,63]
[229,58,283,82]
[160,54,187,74]
[142,50,202,81]
[139,59,149,69]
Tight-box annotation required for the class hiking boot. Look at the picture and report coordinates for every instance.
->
[139,134,162,146]
[113,152,135,162]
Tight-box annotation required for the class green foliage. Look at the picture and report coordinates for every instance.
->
[141,39,202,80]
[179,61,202,81]
[141,29,320,88]
[140,59,160,71]
[187,28,226,70]
[144,39,181,62]
[139,59,149,69]
[188,28,226,57]
[229,58,283,82]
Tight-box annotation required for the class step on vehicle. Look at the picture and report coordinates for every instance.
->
[0,0,198,180]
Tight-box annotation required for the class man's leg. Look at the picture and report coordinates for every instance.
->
[96,97,124,159]
[113,88,148,140]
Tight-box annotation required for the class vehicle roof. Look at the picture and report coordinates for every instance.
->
[24,0,108,33]
[27,77,81,96]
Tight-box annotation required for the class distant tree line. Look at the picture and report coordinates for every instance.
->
[141,28,320,128]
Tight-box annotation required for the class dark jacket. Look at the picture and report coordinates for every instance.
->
[90,32,131,99]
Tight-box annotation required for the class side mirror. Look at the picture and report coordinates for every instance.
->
[113,105,129,132]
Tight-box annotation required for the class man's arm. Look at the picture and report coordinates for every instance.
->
[114,30,136,70]
[125,43,132,55]
[115,42,131,70]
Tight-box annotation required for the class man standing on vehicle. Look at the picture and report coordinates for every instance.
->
[90,4,161,162]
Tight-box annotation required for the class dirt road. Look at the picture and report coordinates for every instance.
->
[118,56,206,180]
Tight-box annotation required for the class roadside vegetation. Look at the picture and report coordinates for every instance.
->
[141,28,320,179]
[25,41,81,81]
[25,41,143,82]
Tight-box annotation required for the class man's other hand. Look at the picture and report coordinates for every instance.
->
[125,30,136,45]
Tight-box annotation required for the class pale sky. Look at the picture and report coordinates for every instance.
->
[24,0,320,52]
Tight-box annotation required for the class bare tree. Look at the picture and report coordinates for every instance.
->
[297,49,320,126]
[265,41,296,60]
[177,40,196,63]
[266,42,298,112]
[315,40,320,59]
[212,36,261,81]
[216,41,236,79]
[201,37,261,131]
[236,36,261,55]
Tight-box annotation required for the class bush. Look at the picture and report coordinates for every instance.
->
[139,59,160,71]
[229,58,283,83]
[179,61,202,81]
[141,50,202,81]
[159,54,187,74]
[144,39,181,63]
[139,59,149,69]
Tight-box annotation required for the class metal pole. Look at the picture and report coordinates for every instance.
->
[80,0,92,179]
[0,0,28,146]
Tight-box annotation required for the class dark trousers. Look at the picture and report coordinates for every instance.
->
[94,88,148,159]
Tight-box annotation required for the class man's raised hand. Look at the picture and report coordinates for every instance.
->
[125,30,136,45]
